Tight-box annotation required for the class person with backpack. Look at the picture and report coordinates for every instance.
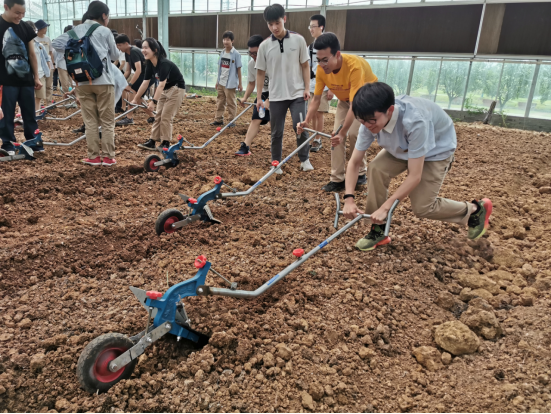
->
[307,14,333,153]
[131,37,186,151]
[52,1,120,166]
[0,0,42,155]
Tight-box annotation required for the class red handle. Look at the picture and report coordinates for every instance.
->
[34,129,40,134]
[214,176,222,184]
[146,291,163,300]
[162,147,168,151]
[293,249,305,258]
[272,160,280,167]
[194,255,207,269]
[188,197,197,204]
[178,135,183,140]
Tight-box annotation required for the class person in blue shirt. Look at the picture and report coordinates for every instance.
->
[343,82,493,251]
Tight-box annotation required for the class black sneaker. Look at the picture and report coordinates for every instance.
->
[210,121,224,126]
[115,106,124,114]
[159,140,171,150]
[147,117,155,124]
[356,174,367,186]
[235,142,251,157]
[138,139,157,150]
[116,117,134,127]
[310,138,322,152]
[73,124,85,134]
[322,181,345,192]
[227,122,236,128]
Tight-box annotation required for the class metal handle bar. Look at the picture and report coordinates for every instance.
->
[35,96,75,114]
[43,104,142,146]
[123,99,157,115]
[45,109,81,121]
[334,193,399,236]
[181,103,254,150]
[220,123,343,199]
[197,198,400,299]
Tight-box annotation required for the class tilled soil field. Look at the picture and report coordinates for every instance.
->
[1,97,551,413]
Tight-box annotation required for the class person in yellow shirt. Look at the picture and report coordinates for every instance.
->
[298,32,377,192]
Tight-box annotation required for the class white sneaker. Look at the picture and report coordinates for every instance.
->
[300,159,314,171]
[7,151,15,156]
[274,165,284,175]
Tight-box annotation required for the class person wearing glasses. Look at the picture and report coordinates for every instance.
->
[307,14,333,152]
[235,34,270,156]
[298,32,377,192]
[341,82,493,251]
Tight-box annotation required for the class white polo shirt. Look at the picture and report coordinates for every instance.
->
[255,30,308,102]
[248,58,269,93]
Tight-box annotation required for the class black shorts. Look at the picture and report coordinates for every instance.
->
[130,76,152,94]
[252,92,270,125]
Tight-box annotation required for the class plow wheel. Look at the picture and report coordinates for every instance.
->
[155,208,185,235]
[144,154,161,173]
[76,333,137,394]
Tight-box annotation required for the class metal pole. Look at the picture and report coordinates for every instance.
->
[524,61,540,119]
[383,58,389,83]
[406,57,416,95]
[192,52,195,87]
[473,2,486,57]
[460,60,473,112]
[433,58,443,103]
[41,0,48,21]
[495,61,505,103]
[158,0,169,46]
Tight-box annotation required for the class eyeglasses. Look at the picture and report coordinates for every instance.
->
[308,25,319,30]
[358,117,378,125]
[318,58,330,66]
[248,52,257,57]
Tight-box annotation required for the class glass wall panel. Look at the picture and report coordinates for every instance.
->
[253,0,270,11]
[386,59,411,96]
[27,0,44,20]
[496,62,535,117]
[182,53,194,86]
[194,53,207,88]
[207,53,218,88]
[410,59,440,101]
[222,0,238,11]
[464,61,501,112]
[366,57,387,83]
[237,0,252,11]
[530,64,551,120]
[435,60,469,110]
[74,1,89,21]
[127,0,144,15]
[148,0,158,15]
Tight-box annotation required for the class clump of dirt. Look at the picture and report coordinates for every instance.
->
[1,101,551,413]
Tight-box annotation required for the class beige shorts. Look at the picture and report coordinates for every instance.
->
[35,76,47,99]
[318,90,330,113]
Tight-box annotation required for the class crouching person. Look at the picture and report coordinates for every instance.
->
[343,82,493,251]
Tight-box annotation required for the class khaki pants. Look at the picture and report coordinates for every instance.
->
[366,149,470,225]
[151,86,186,143]
[77,84,116,159]
[45,73,53,102]
[215,84,237,123]
[318,90,330,112]
[58,69,73,93]
[331,99,366,182]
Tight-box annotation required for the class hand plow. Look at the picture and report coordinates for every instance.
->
[76,196,399,394]
[0,130,44,162]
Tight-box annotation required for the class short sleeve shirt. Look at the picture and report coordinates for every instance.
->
[0,17,37,87]
[314,54,377,102]
[144,57,186,89]
[218,51,231,87]
[355,95,457,161]
[255,30,308,102]
[125,46,145,74]
[247,58,269,93]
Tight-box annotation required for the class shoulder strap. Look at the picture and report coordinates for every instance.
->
[84,23,101,38]
[67,29,79,41]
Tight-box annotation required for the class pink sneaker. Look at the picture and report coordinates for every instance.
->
[102,157,117,166]
[83,156,102,166]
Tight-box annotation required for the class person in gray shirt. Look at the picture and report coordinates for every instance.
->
[343,82,493,251]
[52,0,119,167]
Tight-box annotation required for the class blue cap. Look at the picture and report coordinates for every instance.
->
[35,20,50,30]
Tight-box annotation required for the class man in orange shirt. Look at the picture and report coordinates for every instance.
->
[298,32,377,192]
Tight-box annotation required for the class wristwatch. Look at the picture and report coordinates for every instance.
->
[128,82,133,87]
[152,99,158,104]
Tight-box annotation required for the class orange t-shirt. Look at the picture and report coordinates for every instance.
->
[314,54,378,102]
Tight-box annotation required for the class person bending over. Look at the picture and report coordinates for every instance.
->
[343,82,492,251]
[133,37,186,151]
[235,34,270,157]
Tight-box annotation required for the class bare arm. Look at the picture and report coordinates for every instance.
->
[301,61,310,100]
[132,79,150,102]
[342,148,368,218]
[255,70,266,111]
[28,40,42,90]
[240,81,256,106]
[237,67,242,92]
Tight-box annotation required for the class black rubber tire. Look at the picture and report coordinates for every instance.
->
[155,208,185,236]
[144,154,162,173]
[76,333,136,394]
[0,148,9,156]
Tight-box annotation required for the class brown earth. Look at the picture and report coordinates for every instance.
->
[1,97,551,413]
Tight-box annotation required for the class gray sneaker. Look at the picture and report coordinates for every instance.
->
[116,117,134,127]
